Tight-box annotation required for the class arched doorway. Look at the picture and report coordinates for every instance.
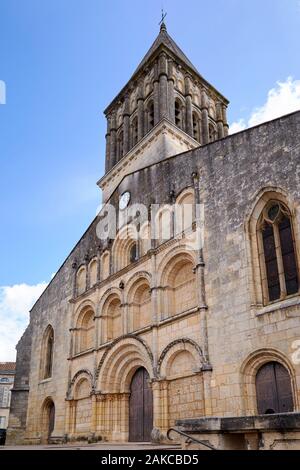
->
[41,398,55,443]
[256,362,294,414]
[129,367,153,442]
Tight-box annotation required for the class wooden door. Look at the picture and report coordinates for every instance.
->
[129,368,153,442]
[256,362,294,414]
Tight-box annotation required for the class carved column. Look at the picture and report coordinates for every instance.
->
[85,253,90,290]
[159,52,168,120]
[137,82,144,140]
[192,171,212,416]
[216,102,224,139]
[201,89,209,144]
[123,95,130,155]
[105,117,111,172]
[168,59,175,122]
[72,261,77,298]
[222,104,229,136]
[185,75,193,136]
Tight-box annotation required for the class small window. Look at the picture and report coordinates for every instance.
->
[175,100,183,129]
[209,124,217,142]
[192,113,200,142]
[131,117,138,147]
[148,101,154,130]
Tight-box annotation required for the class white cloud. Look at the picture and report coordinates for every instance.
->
[230,77,300,134]
[0,281,48,361]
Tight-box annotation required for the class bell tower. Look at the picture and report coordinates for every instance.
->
[98,22,229,201]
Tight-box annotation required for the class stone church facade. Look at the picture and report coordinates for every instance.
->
[7,23,300,449]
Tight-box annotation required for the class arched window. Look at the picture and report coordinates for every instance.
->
[192,112,201,142]
[148,101,154,131]
[175,99,183,129]
[258,201,299,303]
[42,326,54,379]
[209,123,217,142]
[117,131,124,160]
[131,116,138,147]
[256,362,294,414]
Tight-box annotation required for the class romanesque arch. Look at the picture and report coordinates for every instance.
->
[67,370,93,438]
[94,335,154,441]
[158,250,197,318]
[40,397,55,444]
[156,339,204,429]
[126,272,152,332]
[240,348,298,415]
[73,304,95,354]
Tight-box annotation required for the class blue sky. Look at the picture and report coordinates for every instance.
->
[1,0,300,359]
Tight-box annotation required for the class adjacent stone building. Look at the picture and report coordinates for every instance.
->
[0,363,15,430]
[7,23,300,449]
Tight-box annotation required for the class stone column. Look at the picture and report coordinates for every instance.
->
[192,172,213,416]
[85,254,90,290]
[97,246,101,283]
[105,117,111,172]
[152,380,161,431]
[123,95,130,155]
[185,75,193,136]
[72,261,77,298]
[201,89,209,145]
[109,113,117,167]
[168,60,175,122]
[222,104,229,136]
[216,102,224,139]
[91,394,97,434]
[160,380,169,433]
[137,83,144,140]
[159,52,168,120]
[150,251,159,375]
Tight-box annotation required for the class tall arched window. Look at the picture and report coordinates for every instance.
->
[258,201,299,303]
[148,101,154,131]
[256,362,294,414]
[117,131,124,160]
[192,112,201,142]
[209,123,217,142]
[131,116,138,147]
[175,99,183,129]
[42,326,54,379]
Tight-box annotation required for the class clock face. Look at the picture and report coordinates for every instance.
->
[119,191,130,210]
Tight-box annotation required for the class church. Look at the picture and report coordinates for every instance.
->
[7,22,300,450]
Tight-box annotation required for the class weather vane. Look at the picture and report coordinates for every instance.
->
[159,8,167,26]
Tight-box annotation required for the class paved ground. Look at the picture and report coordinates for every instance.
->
[1,441,181,451]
